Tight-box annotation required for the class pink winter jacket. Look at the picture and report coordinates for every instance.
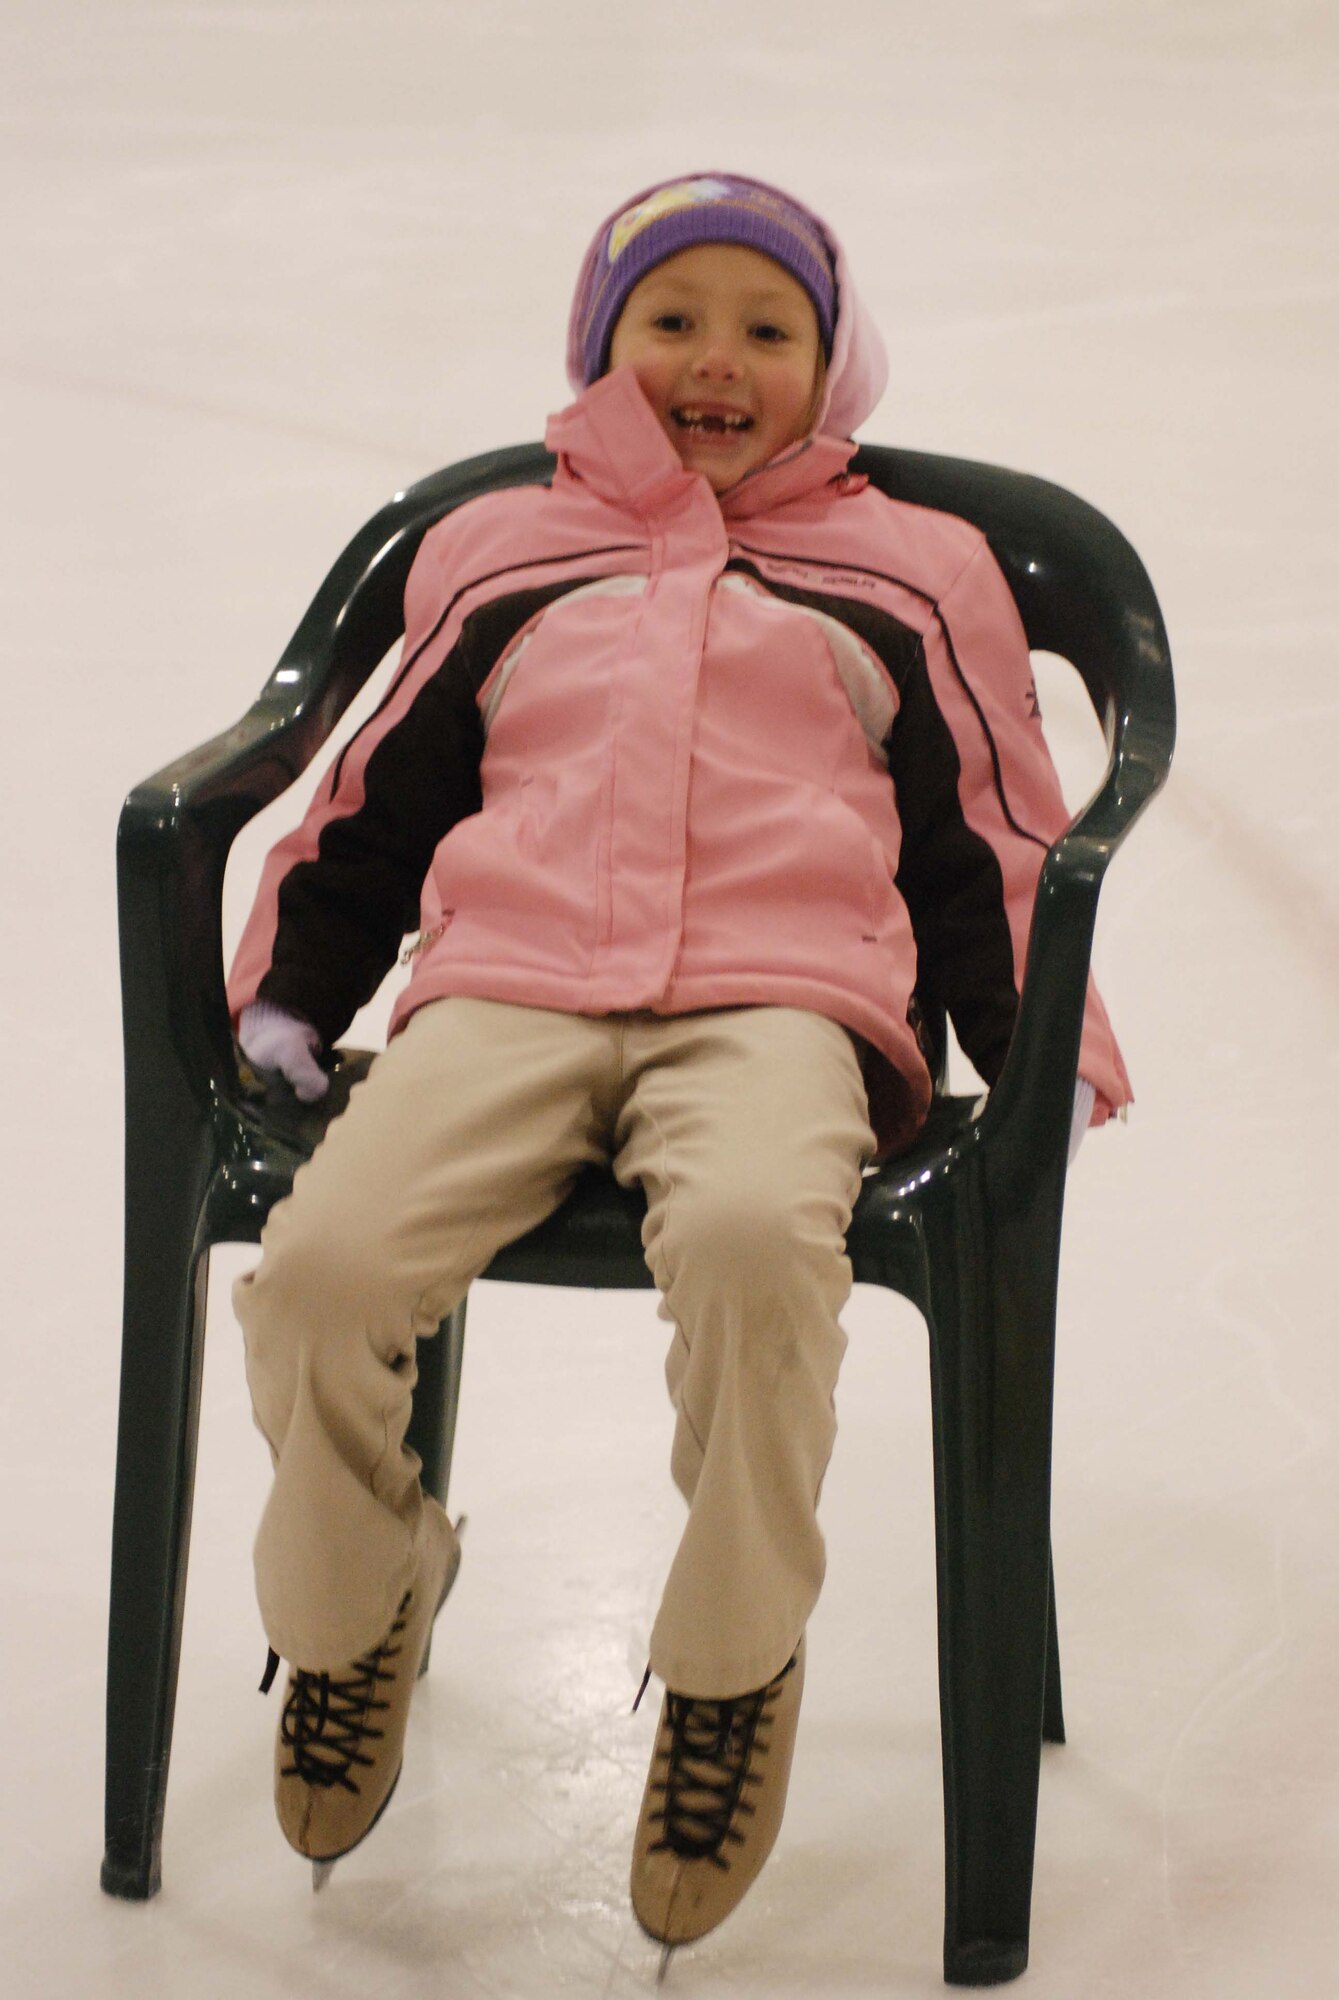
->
[229,212,1130,1156]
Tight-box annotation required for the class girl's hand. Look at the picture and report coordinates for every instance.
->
[238,1000,329,1102]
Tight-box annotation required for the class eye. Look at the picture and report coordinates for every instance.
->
[652,312,691,333]
[750,322,789,344]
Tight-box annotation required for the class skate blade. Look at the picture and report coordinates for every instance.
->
[311,1859,336,1893]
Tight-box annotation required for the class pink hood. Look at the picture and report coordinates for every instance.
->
[564,171,889,441]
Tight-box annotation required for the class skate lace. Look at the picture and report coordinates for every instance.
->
[648,1654,795,1869]
[260,1591,411,1794]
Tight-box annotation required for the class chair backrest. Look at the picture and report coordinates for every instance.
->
[250,442,1172,803]
[119,441,1173,1183]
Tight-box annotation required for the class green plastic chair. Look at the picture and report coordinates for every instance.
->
[105,441,1174,1986]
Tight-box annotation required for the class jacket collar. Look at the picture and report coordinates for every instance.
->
[544,368,858,522]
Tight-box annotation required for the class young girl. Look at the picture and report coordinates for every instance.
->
[229,172,1129,1955]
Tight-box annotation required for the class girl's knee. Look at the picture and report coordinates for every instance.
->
[241,1193,398,1347]
[664,1183,847,1295]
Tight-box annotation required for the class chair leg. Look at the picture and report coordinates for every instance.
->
[406,1296,468,1511]
[101,1235,211,1900]
[920,1183,1061,1987]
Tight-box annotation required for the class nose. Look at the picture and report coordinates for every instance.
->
[691,334,743,379]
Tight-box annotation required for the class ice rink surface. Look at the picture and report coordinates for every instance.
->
[3,1,1337,1994]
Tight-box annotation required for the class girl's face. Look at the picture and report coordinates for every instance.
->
[607,242,824,493]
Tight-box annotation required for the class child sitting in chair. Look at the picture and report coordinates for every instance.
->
[228,171,1129,1958]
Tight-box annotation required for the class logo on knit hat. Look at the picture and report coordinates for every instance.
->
[607,178,733,262]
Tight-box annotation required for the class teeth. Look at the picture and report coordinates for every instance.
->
[673,408,752,432]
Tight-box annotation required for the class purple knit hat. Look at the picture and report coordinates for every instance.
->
[576,173,838,386]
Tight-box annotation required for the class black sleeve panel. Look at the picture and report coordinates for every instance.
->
[256,577,593,1044]
[888,636,1020,1087]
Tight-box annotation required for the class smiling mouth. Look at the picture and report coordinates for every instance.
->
[671,406,754,435]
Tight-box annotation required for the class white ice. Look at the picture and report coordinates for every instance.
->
[2,2,1337,1995]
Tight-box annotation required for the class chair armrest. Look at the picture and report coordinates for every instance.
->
[117,443,558,1122]
[988,541,1174,1155]
[978,688,1171,1160]
[853,446,1175,1167]
[117,505,421,1121]
[117,627,393,1120]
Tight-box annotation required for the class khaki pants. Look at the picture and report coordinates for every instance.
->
[235,997,874,1697]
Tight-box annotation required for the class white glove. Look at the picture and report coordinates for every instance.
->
[1068,1076,1096,1163]
[238,1000,329,1102]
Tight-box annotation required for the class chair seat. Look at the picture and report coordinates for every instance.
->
[232,1043,975,1301]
